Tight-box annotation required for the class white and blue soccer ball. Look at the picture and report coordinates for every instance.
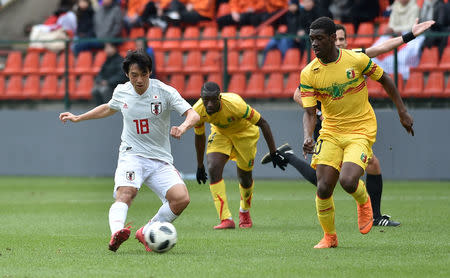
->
[144,221,177,253]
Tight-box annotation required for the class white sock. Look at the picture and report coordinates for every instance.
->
[108,202,128,235]
[143,202,178,235]
[239,208,249,213]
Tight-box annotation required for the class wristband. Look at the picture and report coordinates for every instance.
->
[402,32,415,43]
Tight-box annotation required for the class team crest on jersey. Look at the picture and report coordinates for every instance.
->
[151,102,162,115]
[360,153,368,163]
[227,116,235,123]
[346,68,356,79]
[126,171,135,181]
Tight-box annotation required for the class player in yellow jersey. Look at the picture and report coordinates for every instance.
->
[193,81,287,229]
[301,17,414,248]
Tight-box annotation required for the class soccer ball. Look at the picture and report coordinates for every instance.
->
[144,221,177,253]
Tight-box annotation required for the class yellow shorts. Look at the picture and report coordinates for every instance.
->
[311,132,374,172]
[206,126,259,171]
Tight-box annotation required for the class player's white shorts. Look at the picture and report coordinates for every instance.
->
[113,154,185,201]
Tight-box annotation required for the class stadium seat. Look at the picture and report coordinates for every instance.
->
[261,49,282,73]
[56,52,75,75]
[2,51,22,75]
[154,50,165,75]
[343,23,355,47]
[164,51,183,74]
[184,51,202,74]
[239,50,258,72]
[41,75,58,99]
[146,27,163,50]
[265,73,284,97]
[23,75,40,99]
[5,75,23,100]
[284,72,299,98]
[277,25,287,34]
[227,50,239,73]
[22,52,40,75]
[202,51,221,73]
[170,74,185,93]
[366,78,383,98]
[300,49,316,68]
[129,27,145,38]
[57,75,76,100]
[416,47,439,71]
[184,74,203,99]
[228,73,246,95]
[39,51,58,75]
[281,48,301,72]
[245,72,265,98]
[199,26,220,51]
[353,22,374,48]
[206,73,223,90]
[424,71,444,97]
[390,73,404,94]
[162,26,182,51]
[216,3,230,18]
[91,51,107,74]
[119,41,136,53]
[220,26,237,49]
[73,52,93,75]
[256,25,274,50]
[74,74,94,100]
[0,75,5,99]
[403,72,424,97]
[438,47,450,71]
[238,26,256,50]
[444,77,450,97]
[181,26,200,51]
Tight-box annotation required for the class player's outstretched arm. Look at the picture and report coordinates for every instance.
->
[194,133,207,184]
[256,117,287,170]
[170,108,200,139]
[365,19,435,58]
[293,87,304,107]
[59,104,117,123]
[303,106,316,158]
[377,72,414,136]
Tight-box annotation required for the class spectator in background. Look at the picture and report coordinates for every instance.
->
[328,0,352,21]
[72,0,95,55]
[75,0,122,54]
[385,0,419,35]
[123,0,150,29]
[217,0,266,28]
[263,0,288,27]
[420,0,449,56]
[344,0,379,32]
[92,43,128,105]
[139,0,169,29]
[296,0,321,53]
[164,0,215,25]
[135,38,156,78]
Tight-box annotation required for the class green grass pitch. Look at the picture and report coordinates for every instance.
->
[0,177,449,278]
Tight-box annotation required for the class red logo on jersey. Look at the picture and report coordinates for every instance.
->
[151,102,162,115]
[123,103,128,109]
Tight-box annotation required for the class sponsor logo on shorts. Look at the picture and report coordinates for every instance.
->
[126,171,135,181]
[151,102,162,115]
[360,153,368,163]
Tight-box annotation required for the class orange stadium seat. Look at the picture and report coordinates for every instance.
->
[129,27,145,38]
[73,52,93,75]
[390,73,404,94]
[56,52,75,75]
[438,47,450,71]
[146,27,163,50]
[227,50,239,73]
[164,51,183,74]
[2,51,22,75]
[206,73,223,90]
[228,73,246,95]
[199,26,220,51]
[162,26,182,51]
[424,71,444,97]
[220,26,237,49]
[74,74,94,100]
[256,25,274,50]
[416,47,439,71]
[216,3,231,18]
[184,74,203,99]
[0,75,5,99]
[403,72,424,97]
[377,22,389,36]
[39,51,58,75]
[184,51,202,74]
[238,26,256,50]
[284,72,299,98]
[282,48,301,72]
[277,25,287,34]
[5,75,23,100]
[300,49,315,68]
[202,51,221,73]
[353,22,374,48]
[170,74,185,94]
[181,26,200,51]
[119,41,136,53]
[343,23,355,47]
[57,75,76,100]
[265,73,283,97]
[154,50,165,75]
[239,50,258,72]
[41,75,58,99]
[261,49,282,73]
[366,78,383,98]
[91,51,107,74]
[245,72,265,98]
[22,52,40,75]
[23,75,40,99]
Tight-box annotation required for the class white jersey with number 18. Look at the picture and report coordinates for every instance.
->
[108,79,191,165]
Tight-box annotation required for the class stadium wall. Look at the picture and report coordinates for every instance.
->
[0,108,448,180]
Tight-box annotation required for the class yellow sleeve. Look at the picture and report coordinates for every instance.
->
[359,53,384,81]
[192,99,205,135]
[233,95,261,125]
[299,70,317,108]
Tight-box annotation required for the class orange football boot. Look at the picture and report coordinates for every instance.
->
[213,219,235,229]
[314,233,338,249]
[357,196,373,234]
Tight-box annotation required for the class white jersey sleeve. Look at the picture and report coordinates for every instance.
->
[108,79,192,165]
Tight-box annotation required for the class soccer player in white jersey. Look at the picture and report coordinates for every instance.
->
[59,50,200,252]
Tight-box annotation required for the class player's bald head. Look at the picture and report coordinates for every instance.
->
[201,82,221,98]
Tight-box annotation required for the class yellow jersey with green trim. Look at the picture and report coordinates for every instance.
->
[193,93,261,136]
[300,48,383,140]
